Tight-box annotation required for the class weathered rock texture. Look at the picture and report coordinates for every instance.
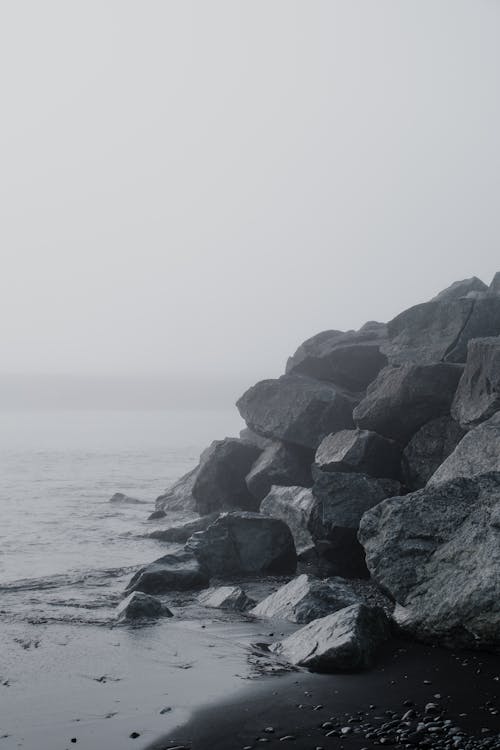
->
[429,412,500,484]
[245,441,313,501]
[109,492,145,505]
[116,592,173,622]
[198,586,255,612]
[148,514,219,543]
[126,549,209,595]
[401,416,465,489]
[431,276,487,302]
[451,337,500,428]
[155,467,199,513]
[260,486,317,556]
[315,429,400,480]
[489,272,500,295]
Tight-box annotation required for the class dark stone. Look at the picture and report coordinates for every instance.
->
[431,277,487,302]
[401,417,465,489]
[429,411,500,484]
[198,585,255,611]
[109,492,146,505]
[451,337,500,428]
[125,548,209,595]
[239,427,273,450]
[148,509,166,520]
[315,429,401,480]
[155,466,199,513]
[260,485,317,556]
[115,592,173,622]
[237,374,357,450]
[245,441,313,501]
[148,513,219,543]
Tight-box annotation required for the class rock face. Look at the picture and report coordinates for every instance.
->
[401,417,465,489]
[192,438,261,514]
[359,473,500,649]
[237,375,356,450]
[155,466,199,513]
[489,272,500,295]
[431,276,487,302]
[260,486,317,556]
[429,412,500,484]
[451,338,500,428]
[186,512,297,577]
[315,429,400,480]
[251,574,359,624]
[285,322,387,391]
[116,592,173,622]
[109,492,145,505]
[353,363,463,444]
[245,441,313,501]
[198,586,255,611]
[270,603,390,671]
[148,514,219,543]
[126,549,209,595]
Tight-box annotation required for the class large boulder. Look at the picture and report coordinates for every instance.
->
[401,417,465,490]
[315,429,401,480]
[245,441,313,502]
[155,466,199,513]
[431,276,487,302]
[451,337,500,428]
[186,512,297,577]
[148,513,219,543]
[250,574,359,624]
[260,485,317,556]
[353,363,463,444]
[236,375,357,450]
[285,322,387,391]
[125,549,209,595]
[198,586,255,612]
[489,271,500,295]
[429,412,500,484]
[192,438,261,514]
[359,473,500,650]
[115,592,173,622]
[270,604,390,672]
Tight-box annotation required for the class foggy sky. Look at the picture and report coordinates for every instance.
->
[1,1,499,384]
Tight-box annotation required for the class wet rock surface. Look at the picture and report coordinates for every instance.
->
[245,441,313,502]
[198,585,255,612]
[452,337,500,428]
[115,591,173,622]
[125,548,210,595]
[259,486,317,556]
[315,428,401,480]
[148,514,220,543]
[429,412,500,483]
[402,416,465,489]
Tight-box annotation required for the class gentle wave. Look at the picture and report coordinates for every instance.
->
[0,564,141,593]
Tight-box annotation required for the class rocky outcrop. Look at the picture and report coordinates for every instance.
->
[245,441,313,501]
[250,574,359,624]
[451,338,500,428]
[260,486,317,556]
[109,492,146,505]
[315,429,400,480]
[285,322,387,391]
[270,603,390,671]
[489,272,500,295]
[148,514,219,543]
[237,375,357,450]
[401,416,465,489]
[429,412,500,484]
[353,363,463,444]
[115,592,173,622]
[192,438,261,514]
[155,466,199,513]
[359,473,500,650]
[126,549,209,595]
[186,512,297,577]
[431,276,487,302]
[198,586,255,611]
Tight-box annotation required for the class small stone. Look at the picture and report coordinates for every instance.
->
[129,733,140,739]
[279,737,296,742]
[264,728,275,734]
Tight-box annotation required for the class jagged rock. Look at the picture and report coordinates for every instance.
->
[402,416,465,489]
[239,427,273,451]
[186,512,296,577]
[270,603,390,671]
[250,574,360,624]
[198,586,255,611]
[451,337,500,428]
[245,441,313,501]
[109,492,146,505]
[431,276,487,302]
[489,272,500,294]
[148,513,219,543]
[359,473,500,650]
[260,486,317,556]
[192,438,261,514]
[353,363,463,444]
[155,466,199,513]
[125,549,209,595]
[315,429,400,480]
[115,592,173,622]
[285,322,387,391]
[237,375,357,450]
[429,412,500,484]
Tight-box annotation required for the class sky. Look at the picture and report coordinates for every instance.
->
[1,0,499,395]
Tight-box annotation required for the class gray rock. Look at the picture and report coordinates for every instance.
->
[358,473,500,650]
[401,416,465,489]
[431,276,487,302]
[489,271,500,294]
[125,548,209,595]
[270,603,390,671]
[245,441,313,502]
[451,337,500,428]
[186,512,297,577]
[237,374,357,450]
[260,485,317,556]
[285,321,387,391]
[315,429,401,480]
[148,509,166,520]
[250,574,360,624]
[353,363,463,444]
[198,586,255,611]
[429,412,500,484]
[155,466,199,513]
[115,592,173,622]
[148,513,219,543]
[109,492,146,505]
[192,438,261,514]
[239,427,274,451]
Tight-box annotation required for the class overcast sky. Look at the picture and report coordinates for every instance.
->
[1,0,499,385]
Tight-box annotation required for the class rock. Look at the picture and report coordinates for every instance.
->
[489,271,500,294]
[109,492,146,505]
[148,514,219,543]
[353,363,463,444]
[401,417,465,489]
[148,509,166,520]
[115,592,173,622]
[239,427,274,451]
[186,512,296,577]
[125,548,209,595]
[315,429,401,480]
[429,412,500,484]
[270,603,390,671]
[431,277,487,302]
[237,375,357,450]
[191,438,261,514]
[358,473,500,650]
[285,322,388,391]
[451,338,500,428]
[198,586,255,611]
[245,441,313,502]
[260,486,317,556]
[155,466,199,513]
[250,574,360,624]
